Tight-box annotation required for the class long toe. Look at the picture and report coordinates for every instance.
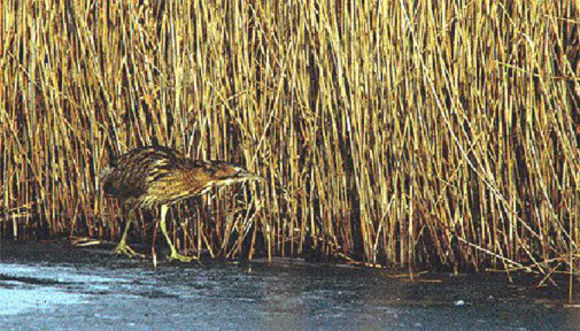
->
[168,252,198,263]
[127,246,146,258]
[113,243,145,258]
[113,242,131,257]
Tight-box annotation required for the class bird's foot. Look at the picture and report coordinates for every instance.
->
[168,250,198,263]
[113,241,145,258]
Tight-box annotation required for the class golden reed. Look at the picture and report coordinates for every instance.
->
[1,1,578,282]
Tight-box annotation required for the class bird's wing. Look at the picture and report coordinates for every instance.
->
[102,147,164,200]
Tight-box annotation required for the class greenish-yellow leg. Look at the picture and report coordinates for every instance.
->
[160,204,196,262]
[113,209,144,258]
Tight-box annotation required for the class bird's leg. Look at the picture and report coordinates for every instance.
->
[113,218,135,256]
[113,207,145,258]
[160,204,196,262]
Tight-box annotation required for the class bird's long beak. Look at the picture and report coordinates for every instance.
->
[237,171,263,182]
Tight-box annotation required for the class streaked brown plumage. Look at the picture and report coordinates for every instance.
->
[100,145,261,262]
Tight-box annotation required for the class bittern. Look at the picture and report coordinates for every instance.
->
[100,145,261,262]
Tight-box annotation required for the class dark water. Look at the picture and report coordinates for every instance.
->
[0,241,578,330]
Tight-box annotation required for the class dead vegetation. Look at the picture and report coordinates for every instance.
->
[1,1,579,282]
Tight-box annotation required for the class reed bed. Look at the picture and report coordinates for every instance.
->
[1,0,579,280]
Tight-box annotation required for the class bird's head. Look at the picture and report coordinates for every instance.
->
[210,162,263,186]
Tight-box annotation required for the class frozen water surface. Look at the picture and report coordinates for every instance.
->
[0,240,578,330]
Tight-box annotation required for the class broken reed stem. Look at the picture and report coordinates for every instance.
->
[1,0,579,282]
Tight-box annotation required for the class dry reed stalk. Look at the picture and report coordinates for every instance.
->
[0,0,578,285]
